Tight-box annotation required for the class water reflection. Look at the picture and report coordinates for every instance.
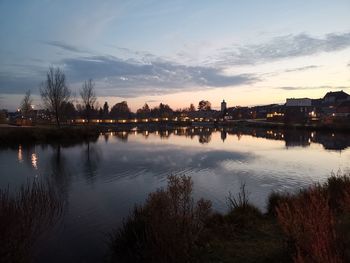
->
[82,142,101,183]
[1,126,349,263]
[18,145,23,163]
[49,145,71,194]
[17,144,39,170]
[31,153,38,169]
[102,127,350,151]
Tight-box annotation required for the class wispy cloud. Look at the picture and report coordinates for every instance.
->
[63,55,257,97]
[44,40,91,54]
[284,65,320,73]
[215,32,350,65]
[277,86,349,91]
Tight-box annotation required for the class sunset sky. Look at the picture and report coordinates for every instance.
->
[0,0,350,111]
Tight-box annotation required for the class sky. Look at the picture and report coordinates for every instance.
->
[0,0,350,111]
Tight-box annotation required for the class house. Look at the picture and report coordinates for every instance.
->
[323,90,349,105]
[335,100,350,117]
[284,98,315,124]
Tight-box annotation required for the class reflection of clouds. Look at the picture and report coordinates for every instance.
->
[98,142,254,180]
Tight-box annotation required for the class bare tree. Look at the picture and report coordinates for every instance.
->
[40,67,71,127]
[20,90,33,118]
[80,79,97,123]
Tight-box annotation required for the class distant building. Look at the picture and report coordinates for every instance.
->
[221,100,227,112]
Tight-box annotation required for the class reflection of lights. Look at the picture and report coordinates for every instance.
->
[31,153,38,169]
[145,131,149,136]
[332,133,335,137]
[18,145,23,163]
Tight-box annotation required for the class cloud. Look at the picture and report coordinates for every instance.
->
[284,65,320,73]
[215,32,350,65]
[62,55,257,97]
[0,72,41,94]
[44,40,91,54]
[277,86,349,91]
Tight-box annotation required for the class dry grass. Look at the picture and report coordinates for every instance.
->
[0,181,63,263]
[275,173,350,263]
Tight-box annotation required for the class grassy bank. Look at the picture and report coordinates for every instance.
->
[109,174,350,263]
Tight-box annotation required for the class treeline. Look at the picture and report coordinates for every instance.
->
[19,67,214,127]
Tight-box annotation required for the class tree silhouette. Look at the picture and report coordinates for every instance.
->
[110,101,131,119]
[80,79,97,123]
[198,100,211,111]
[40,67,71,127]
[20,90,33,118]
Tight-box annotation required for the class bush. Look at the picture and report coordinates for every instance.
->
[109,175,212,263]
[276,186,342,263]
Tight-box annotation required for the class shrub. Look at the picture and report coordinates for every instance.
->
[109,175,212,263]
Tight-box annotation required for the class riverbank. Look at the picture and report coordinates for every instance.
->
[220,119,350,132]
[0,125,102,146]
[109,174,350,263]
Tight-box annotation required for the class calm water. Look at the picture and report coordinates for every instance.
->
[1,127,350,262]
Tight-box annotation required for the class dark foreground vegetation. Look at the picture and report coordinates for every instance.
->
[0,181,63,263]
[109,174,350,263]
